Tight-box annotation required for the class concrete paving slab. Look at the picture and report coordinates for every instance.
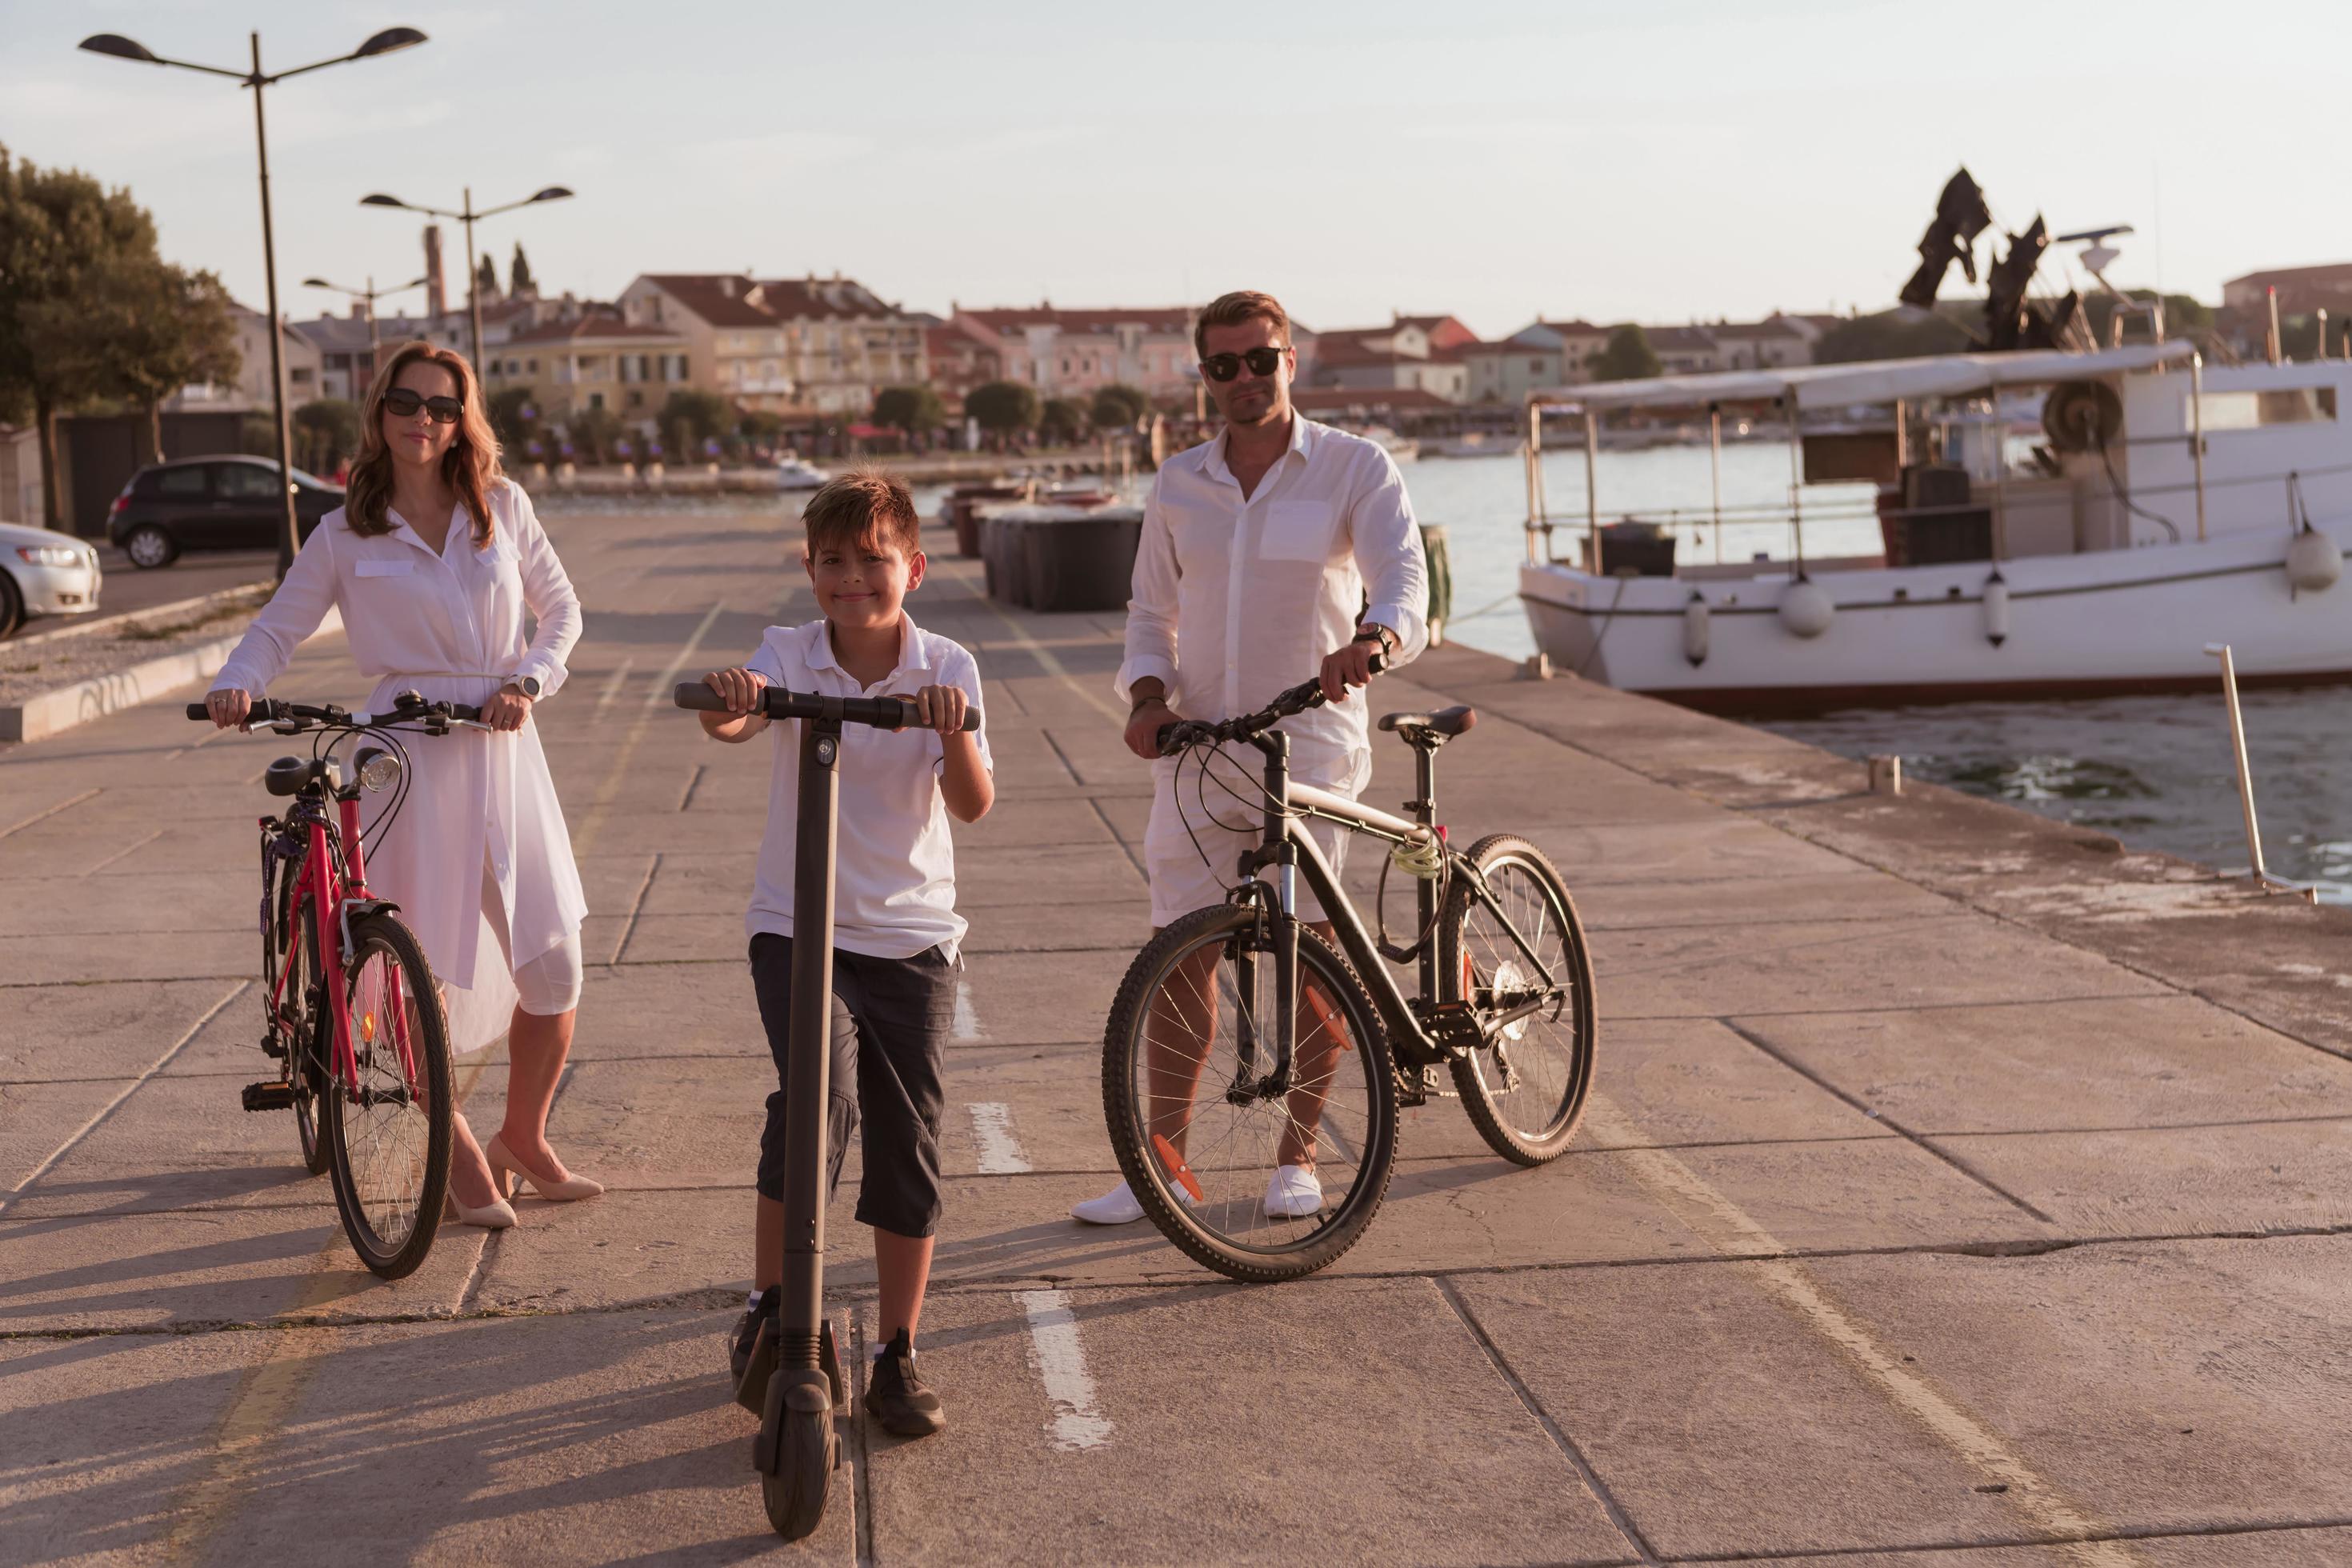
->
[1737,995,2352,1134]
[0,872,252,937]
[1762,1534,2352,1566]
[951,949,1123,1046]
[1592,910,2166,1020]
[1937,1121,2352,1237]
[870,1278,1636,1566]
[1572,868,1953,930]
[1807,1237,2352,1539]
[8,978,242,1084]
[0,1205,482,1330]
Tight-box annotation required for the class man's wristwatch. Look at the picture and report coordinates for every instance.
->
[1353,625,1398,656]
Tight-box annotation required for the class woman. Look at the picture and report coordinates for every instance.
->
[207,342,598,1227]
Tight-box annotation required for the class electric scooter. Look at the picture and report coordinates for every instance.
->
[674,678,982,1540]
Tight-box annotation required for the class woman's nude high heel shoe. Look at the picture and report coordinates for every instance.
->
[443,1190,518,1229]
[485,1133,605,1202]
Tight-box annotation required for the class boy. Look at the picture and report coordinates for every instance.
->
[699,469,994,1437]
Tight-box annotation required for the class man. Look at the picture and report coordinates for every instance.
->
[1073,290,1427,1226]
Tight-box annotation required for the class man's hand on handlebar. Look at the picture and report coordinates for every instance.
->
[206,689,253,730]
[1126,697,1174,760]
[1318,634,1388,705]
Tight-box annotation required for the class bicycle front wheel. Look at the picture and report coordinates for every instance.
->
[1102,904,1397,1282]
[323,911,454,1279]
[1440,834,1596,1165]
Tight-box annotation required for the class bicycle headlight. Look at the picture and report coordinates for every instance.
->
[355,747,403,793]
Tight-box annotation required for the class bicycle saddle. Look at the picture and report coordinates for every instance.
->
[1378,706,1478,743]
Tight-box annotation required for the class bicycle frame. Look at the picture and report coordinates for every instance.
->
[269,782,418,1098]
[1226,726,1568,1077]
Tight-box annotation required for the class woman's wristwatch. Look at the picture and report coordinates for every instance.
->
[506,674,542,699]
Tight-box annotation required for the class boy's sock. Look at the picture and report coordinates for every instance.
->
[746,1289,764,1313]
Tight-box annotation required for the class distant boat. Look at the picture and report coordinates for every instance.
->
[1363,425,1420,463]
[776,459,830,491]
[1516,342,2352,710]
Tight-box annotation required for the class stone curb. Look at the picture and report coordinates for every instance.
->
[0,604,343,743]
[7,578,278,651]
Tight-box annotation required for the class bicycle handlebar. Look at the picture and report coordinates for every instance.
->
[185,694,483,726]
[1154,652,1389,755]
[673,681,982,733]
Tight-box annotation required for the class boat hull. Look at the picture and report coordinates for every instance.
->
[1519,522,2352,714]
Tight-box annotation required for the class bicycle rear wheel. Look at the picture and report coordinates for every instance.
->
[1102,904,1397,1282]
[323,911,453,1278]
[270,857,328,1176]
[1439,834,1596,1165]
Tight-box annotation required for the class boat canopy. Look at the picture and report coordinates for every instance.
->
[1530,340,2195,414]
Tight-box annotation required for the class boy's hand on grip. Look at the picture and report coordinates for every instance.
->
[911,683,968,737]
[703,666,769,714]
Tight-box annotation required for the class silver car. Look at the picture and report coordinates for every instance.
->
[0,519,102,638]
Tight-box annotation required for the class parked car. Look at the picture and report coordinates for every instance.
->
[107,455,343,569]
[0,519,102,638]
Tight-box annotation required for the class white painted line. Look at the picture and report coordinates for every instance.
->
[951,980,986,1042]
[966,1102,1031,1174]
[1581,1094,2133,1565]
[1017,1289,1113,1451]
[594,657,635,718]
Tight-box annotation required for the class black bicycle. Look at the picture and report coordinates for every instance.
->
[1101,660,1597,1282]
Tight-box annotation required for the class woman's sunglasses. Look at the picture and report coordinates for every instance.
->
[1200,346,1286,382]
[382,388,464,424]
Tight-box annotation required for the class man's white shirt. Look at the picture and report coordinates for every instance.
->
[743,614,991,960]
[1117,414,1428,790]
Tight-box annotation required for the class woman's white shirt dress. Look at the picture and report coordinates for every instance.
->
[211,478,587,1054]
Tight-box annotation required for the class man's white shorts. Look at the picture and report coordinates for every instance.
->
[1142,743,1366,928]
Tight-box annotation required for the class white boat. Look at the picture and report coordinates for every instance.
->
[776,458,830,491]
[1365,426,1421,463]
[1517,342,2352,710]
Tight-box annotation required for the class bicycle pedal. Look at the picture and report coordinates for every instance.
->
[241,1080,296,1112]
[261,1036,286,1060]
[1418,1064,1458,1100]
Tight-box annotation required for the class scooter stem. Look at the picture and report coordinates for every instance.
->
[779,714,842,1371]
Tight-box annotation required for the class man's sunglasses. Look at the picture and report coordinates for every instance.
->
[1200,346,1286,382]
[382,388,465,424]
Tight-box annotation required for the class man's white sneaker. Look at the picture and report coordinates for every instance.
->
[1071,1181,1146,1225]
[1264,1164,1324,1218]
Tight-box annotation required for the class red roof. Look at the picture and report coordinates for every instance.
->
[958,306,1194,336]
[504,314,684,346]
[637,274,777,327]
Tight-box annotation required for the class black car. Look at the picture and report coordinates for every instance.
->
[107,455,344,568]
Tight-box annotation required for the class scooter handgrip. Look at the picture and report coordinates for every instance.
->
[672,681,734,712]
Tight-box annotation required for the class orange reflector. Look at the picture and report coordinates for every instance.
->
[1151,1134,1205,1202]
[360,1010,377,1044]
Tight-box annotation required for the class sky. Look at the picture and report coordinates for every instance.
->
[6,0,2348,339]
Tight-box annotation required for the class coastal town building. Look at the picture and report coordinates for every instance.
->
[166,302,322,414]
[1304,313,1479,404]
[947,305,1202,402]
[2222,262,2352,318]
[1710,318,1811,370]
[1642,324,1722,375]
[486,310,695,427]
[619,273,927,414]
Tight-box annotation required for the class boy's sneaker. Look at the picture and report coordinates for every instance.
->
[864,1328,946,1438]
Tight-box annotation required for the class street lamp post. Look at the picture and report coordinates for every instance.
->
[302,274,429,388]
[360,186,574,371]
[79,27,427,577]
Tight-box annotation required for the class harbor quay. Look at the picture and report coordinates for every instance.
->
[8,506,2352,1565]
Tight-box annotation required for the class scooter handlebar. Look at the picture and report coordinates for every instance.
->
[674,681,981,733]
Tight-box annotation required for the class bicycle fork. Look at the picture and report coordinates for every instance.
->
[1229,734,1299,1106]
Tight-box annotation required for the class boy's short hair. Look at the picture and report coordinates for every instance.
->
[1194,290,1291,358]
[802,468,921,558]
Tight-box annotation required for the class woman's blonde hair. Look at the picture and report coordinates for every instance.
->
[346,341,504,545]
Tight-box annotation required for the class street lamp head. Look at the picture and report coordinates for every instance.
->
[353,27,428,59]
[530,186,574,204]
[359,194,409,209]
[301,278,334,290]
[78,34,161,63]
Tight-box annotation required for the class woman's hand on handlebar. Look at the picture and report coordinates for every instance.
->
[206,689,252,730]
[482,683,535,733]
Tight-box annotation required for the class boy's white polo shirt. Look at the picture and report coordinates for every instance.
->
[743,614,991,960]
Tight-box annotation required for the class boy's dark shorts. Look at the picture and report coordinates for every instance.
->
[748,933,955,1239]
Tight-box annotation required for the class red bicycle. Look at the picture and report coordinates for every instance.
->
[187,690,473,1278]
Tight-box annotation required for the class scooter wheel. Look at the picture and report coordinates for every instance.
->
[754,1370,836,1541]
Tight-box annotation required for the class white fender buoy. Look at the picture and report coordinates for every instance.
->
[2286,527,2342,594]
[1982,571,2010,646]
[1778,576,1834,639]
[1682,593,1711,666]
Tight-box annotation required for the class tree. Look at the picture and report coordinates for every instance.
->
[872,384,946,437]
[486,386,537,455]
[1814,309,1973,365]
[659,388,733,461]
[0,146,169,529]
[291,398,361,474]
[965,380,1038,447]
[105,263,240,460]
[1588,324,1662,382]
[566,405,620,465]
[1090,382,1150,430]
[509,242,535,298]
[474,253,499,302]
[1038,396,1087,445]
